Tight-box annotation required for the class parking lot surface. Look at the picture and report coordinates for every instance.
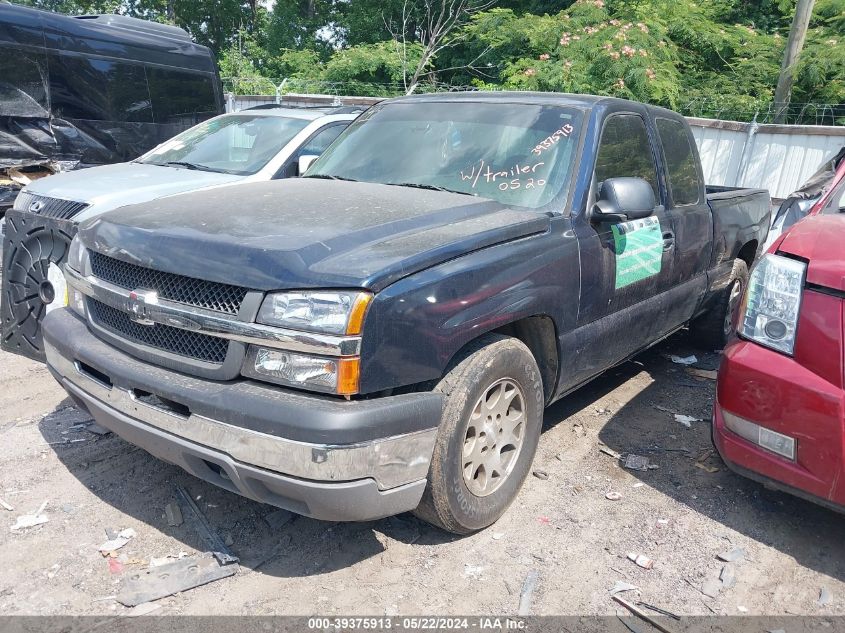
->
[1,333,844,616]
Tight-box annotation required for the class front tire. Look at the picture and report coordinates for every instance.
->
[413,335,544,534]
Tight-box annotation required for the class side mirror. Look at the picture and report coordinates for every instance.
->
[297,154,319,176]
[592,177,657,223]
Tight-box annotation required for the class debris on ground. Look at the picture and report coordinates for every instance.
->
[605,491,622,501]
[116,552,237,607]
[701,578,722,598]
[612,594,674,633]
[10,500,48,531]
[264,509,295,531]
[695,462,720,474]
[464,564,484,579]
[818,586,832,606]
[670,355,698,365]
[627,553,654,570]
[124,602,162,617]
[674,414,703,428]
[518,570,540,616]
[609,580,639,596]
[717,547,746,563]
[687,368,718,380]
[532,470,549,480]
[623,454,651,471]
[695,449,720,473]
[164,503,183,527]
[492,532,504,540]
[150,552,189,567]
[654,405,679,415]
[599,446,622,460]
[98,528,137,555]
[720,564,737,589]
[176,485,238,565]
[86,423,111,436]
[108,558,125,575]
[1,497,15,511]
[638,602,681,620]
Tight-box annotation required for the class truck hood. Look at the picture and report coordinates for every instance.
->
[777,215,845,292]
[79,179,551,291]
[26,162,242,221]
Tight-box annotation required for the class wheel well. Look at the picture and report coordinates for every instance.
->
[737,240,758,268]
[493,315,558,403]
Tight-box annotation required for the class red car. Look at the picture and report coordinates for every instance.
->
[714,211,845,512]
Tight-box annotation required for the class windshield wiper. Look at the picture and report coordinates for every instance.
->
[302,174,359,182]
[161,161,219,172]
[385,182,475,196]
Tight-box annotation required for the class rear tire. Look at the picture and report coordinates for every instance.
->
[413,334,544,534]
[690,259,749,350]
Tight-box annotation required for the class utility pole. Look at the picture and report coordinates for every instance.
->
[773,0,815,124]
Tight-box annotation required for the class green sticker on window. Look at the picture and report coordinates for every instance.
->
[611,216,662,289]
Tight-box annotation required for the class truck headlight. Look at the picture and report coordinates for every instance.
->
[65,236,86,316]
[257,290,371,335]
[243,346,360,395]
[738,253,806,355]
[67,235,84,271]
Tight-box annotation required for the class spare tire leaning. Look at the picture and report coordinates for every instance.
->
[1,209,77,362]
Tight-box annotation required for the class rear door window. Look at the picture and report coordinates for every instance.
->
[594,114,658,196]
[656,118,702,205]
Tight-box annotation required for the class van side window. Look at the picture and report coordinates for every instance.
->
[656,118,702,205]
[594,114,658,196]
[0,46,49,114]
[47,54,152,122]
[147,67,217,125]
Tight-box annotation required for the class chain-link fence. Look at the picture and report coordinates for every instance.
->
[223,77,844,126]
[677,96,845,127]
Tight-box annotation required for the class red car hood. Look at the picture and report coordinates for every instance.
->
[777,215,845,292]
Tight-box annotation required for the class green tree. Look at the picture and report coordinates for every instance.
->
[321,40,423,95]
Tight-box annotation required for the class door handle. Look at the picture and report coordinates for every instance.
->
[662,231,675,251]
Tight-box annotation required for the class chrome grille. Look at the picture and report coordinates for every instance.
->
[88,298,228,364]
[13,192,89,220]
[89,251,248,315]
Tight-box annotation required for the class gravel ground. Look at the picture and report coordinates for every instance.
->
[1,331,844,617]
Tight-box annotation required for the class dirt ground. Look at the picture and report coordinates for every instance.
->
[1,330,844,618]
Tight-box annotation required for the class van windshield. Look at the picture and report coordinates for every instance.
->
[306,101,583,209]
[138,114,310,175]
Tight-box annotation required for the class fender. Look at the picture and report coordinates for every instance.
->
[358,221,580,394]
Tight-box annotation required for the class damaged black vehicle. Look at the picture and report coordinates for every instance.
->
[0,3,224,215]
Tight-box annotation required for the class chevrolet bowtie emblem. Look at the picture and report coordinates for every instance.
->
[126,289,158,326]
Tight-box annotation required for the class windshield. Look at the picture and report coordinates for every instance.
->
[307,102,583,209]
[138,114,310,175]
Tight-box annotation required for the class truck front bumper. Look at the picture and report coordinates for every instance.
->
[42,309,443,522]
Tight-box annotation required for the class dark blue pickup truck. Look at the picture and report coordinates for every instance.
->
[41,93,770,533]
